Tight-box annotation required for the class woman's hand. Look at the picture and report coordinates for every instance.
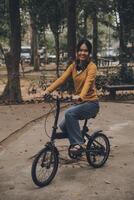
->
[44,89,50,96]
[72,95,82,103]
[43,89,51,99]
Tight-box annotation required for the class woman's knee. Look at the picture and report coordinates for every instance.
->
[65,110,72,119]
[59,119,65,131]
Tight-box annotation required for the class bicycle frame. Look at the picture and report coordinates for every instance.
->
[51,96,60,142]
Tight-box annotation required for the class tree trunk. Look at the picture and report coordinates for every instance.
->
[117,0,128,65]
[30,15,34,66]
[83,11,88,38]
[67,0,77,61]
[33,30,39,71]
[54,31,60,78]
[92,12,98,65]
[30,15,39,71]
[44,31,48,64]
[1,0,22,103]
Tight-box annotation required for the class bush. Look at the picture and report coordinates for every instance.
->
[95,75,108,90]
[119,66,134,84]
[96,66,134,92]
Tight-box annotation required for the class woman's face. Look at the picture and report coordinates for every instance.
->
[77,43,89,62]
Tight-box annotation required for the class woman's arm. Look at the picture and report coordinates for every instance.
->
[45,64,74,93]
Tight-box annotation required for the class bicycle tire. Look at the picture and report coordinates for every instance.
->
[31,146,59,187]
[86,132,110,168]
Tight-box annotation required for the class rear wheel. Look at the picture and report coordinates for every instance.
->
[86,133,110,168]
[31,146,59,187]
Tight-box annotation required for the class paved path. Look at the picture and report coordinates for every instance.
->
[0,103,50,143]
[0,102,134,200]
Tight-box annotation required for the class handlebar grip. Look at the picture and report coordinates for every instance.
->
[43,93,52,101]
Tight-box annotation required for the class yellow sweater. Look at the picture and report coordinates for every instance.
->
[47,61,98,101]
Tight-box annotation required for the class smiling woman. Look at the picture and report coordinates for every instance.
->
[43,39,99,153]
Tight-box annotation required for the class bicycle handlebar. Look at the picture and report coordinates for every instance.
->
[43,92,83,105]
[43,93,73,103]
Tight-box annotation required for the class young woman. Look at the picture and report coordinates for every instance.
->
[44,39,99,154]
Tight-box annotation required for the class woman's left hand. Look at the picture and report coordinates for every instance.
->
[72,95,82,103]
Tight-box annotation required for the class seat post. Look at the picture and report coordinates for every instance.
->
[82,119,88,139]
[83,119,88,128]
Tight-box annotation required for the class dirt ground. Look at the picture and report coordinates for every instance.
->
[0,99,134,200]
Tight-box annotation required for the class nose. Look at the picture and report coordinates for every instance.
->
[80,49,88,54]
[81,50,85,53]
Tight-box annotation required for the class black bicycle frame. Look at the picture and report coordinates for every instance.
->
[51,97,60,142]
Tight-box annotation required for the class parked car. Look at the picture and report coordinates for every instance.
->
[99,48,119,61]
[21,46,31,62]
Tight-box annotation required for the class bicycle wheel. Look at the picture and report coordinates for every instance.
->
[86,132,110,168]
[31,146,59,187]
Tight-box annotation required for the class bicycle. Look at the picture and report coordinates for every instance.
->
[31,95,110,187]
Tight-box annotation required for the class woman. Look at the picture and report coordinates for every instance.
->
[44,39,99,154]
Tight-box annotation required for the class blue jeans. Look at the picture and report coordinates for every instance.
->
[59,101,100,145]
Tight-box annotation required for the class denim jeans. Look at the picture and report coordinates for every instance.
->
[59,101,100,145]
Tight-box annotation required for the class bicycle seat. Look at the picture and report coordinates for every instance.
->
[84,114,97,121]
[83,114,97,128]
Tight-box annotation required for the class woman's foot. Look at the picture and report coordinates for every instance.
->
[70,144,85,155]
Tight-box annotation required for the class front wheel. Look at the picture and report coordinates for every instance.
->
[86,132,110,168]
[31,146,59,187]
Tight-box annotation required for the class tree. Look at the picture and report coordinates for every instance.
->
[0,0,22,103]
[115,0,134,64]
[0,0,10,44]
[24,0,41,71]
[67,0,77,61]
[78,0,114,64]
[46,0,66,77]
[29,13,40,71]
[30,0,66,77]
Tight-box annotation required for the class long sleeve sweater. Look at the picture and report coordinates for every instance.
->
[46,61,98,102]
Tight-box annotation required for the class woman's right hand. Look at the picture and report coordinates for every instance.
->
[44,89,50,96]
[43,89,51,99]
